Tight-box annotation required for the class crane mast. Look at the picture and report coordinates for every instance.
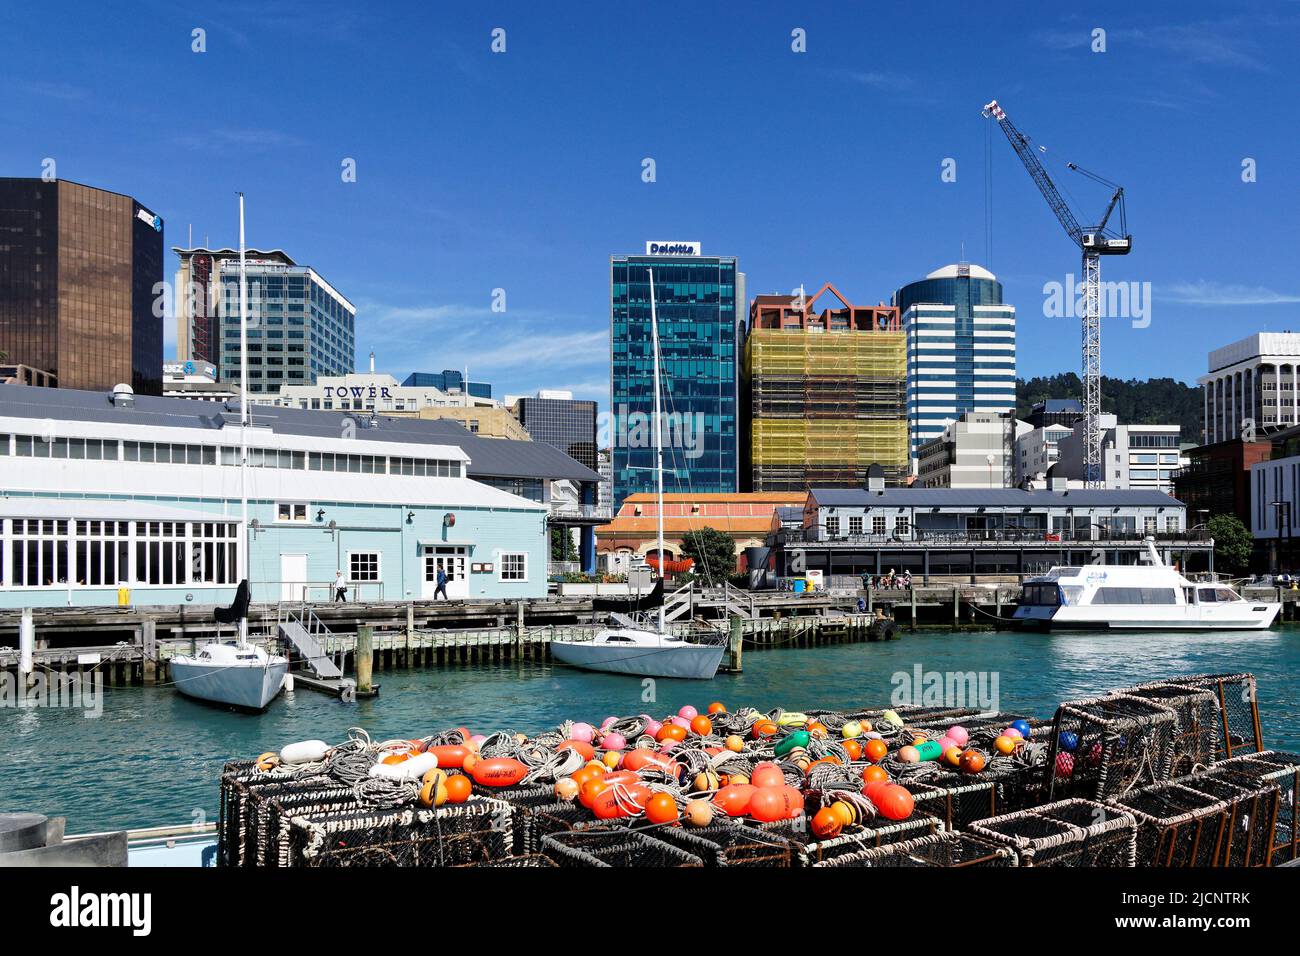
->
[983,100,1131,488]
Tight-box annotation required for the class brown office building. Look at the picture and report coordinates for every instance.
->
[0,178,164,395]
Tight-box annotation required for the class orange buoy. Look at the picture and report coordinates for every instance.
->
[694,769,721,792]
[712,783,756,817]
[843,739,863,761]
[752,720,778,739]
[445,774,472,804]
[591,782,652,819]
[657,723,688,743]
[462,752,481,775]
[707,701,727,715]
[418,769,449,808]
[724,735,745,753]
[469,757,529,788]
[424,745,471,769]
[557,739,596,761]
[645,792,680,825]
[623,749,675,773]
[690,715,713,736]
[960,749,987,774]
[812,807,843,838]
[555,777,580,801]
[751,763,785,789]
[873,784,914,821]
[862,764,889,785]
[747,786,789,822]
[579,776,610,808]
[685,799,714,827]
[864,739,888,763]
[381,753,411,765]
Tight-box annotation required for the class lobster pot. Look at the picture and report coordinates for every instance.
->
[972,799,1137,867]
[650,820,796,867]
[1126,681,1221,773]
[1109,780,1233,867]
[907,779,999,830]
[1047,695,1178,800]
[514,800,600,854]
[813,831,1017,868]
[1178,771,1280,868]
[1165,673,1262,757]
[540,829,703,867]
[217,765,334,868]
[260,786,362,867]
[452,854,558,868]
[756,812,939,867]
[284,797,513,867]
[478,784,555,856]
[1211,751,1300,864]
[804,706,983,736]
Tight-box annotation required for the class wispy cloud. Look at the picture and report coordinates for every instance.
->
[839,70,915,91]
[172,128,307,151]
[13,80,89,102]
[1162,281,1300,307]
[1035,22,1270,71]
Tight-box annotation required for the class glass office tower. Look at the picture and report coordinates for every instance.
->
[894,262,1016,463]
[515,395,598,470]
[216,256,355,395]
[610,250,742,509]
[0,178,164,394]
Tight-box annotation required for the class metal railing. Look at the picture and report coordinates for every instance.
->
[259,580,385,603]
[774,529,1212,546]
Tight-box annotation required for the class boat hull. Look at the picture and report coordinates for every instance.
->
[550,641,726,679]
[170,659,289,710]
[1015,604,1281,631]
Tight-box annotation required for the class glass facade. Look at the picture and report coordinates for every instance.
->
[218,262,355,394]
[403,370,493,399]
[610,255,741,508]
[515,396,597,470]
[0,178,163,394]
[894,265,1016,460]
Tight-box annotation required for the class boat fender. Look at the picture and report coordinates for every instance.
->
[913,740,943,762]
[469,757,530,787]
[424,745,471,769]
[369,751,440,780]
[280,740,330,764]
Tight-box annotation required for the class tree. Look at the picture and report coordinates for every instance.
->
[678,526,737,585]
[1205,514,1252,575]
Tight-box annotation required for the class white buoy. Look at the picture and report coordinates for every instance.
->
[283,673,295,693]
[19,609,34,676]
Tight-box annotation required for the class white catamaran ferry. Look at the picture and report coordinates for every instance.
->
[1015,539,1280,631]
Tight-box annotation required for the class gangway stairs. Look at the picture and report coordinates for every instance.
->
[277,607,356,699]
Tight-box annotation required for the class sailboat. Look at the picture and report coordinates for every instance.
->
[551,268,726,680]
[170,195,289,710]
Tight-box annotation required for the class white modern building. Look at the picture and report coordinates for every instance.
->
[162,360,239,402]
[1015,422,1074,488]
[249,370,497,414]
[894,263,1017,466]
[1199,332,1300,444]
[915,412,1026,488]
[1056,417,1184,493]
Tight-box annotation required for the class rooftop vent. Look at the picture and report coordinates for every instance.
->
[109,383,135,409]
[865,463,886,493]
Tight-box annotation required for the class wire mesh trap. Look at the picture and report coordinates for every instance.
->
[1178,768,1282,867]
[1210,751,1300,865]
[813,830,1017,868]
[907,779,1000,830]
[1164,673,1262,758]
[283,796,514,867]
[972,798,1137,866]
[1046,694,1178,801]
[1109,780,1233,867]
[1123,682,1221,774]
[756,810,939,866]
[540,828,704,867]
[648,819,797,867]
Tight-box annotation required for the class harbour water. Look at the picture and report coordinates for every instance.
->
[3,627,1298,833]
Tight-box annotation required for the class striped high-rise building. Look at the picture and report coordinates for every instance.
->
[894,263,1016,467]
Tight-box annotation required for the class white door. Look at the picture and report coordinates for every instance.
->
[422,547,469,599]
[280,554,308,602]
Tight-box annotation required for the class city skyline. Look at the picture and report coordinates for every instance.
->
[2,2,1297,409]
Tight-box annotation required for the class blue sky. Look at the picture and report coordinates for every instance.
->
[3,1,1297,406]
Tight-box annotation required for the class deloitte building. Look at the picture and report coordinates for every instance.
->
[0,385,556,609]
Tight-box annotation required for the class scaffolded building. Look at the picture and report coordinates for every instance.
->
[743,284,908,491]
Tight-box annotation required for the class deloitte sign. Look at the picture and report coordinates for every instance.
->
[644,241,701,256]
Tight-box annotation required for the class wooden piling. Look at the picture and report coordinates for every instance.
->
[356,626,374,694]
[141,620,157,684]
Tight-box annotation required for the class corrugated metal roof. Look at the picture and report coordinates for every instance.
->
[809,487,1184,508]
[0,385,601,483]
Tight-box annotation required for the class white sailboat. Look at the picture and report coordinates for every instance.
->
[551,267,726,680]
[1015,537,1280,631]
[171,194,288,710]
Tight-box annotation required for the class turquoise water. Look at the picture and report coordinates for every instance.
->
[3,627,1299,832]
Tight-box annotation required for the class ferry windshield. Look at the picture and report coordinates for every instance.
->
[1198,587,1241,603]
[1021,583,1060,606]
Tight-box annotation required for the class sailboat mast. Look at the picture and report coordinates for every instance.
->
[648,267,665,634]
[237,193,250,643]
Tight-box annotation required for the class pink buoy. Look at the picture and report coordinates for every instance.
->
[671,716,691,730]
[602,732,627,751]
[678,705,699,720]
[660,740,679,752]
[1055,752,1075,778]
[470,734,487,747]
[601,716,618,730]
[935,735,956,752]
[947,725,969,747]
[1003,727,1023,740]
[644,720,662,739]
[570,722,595,743]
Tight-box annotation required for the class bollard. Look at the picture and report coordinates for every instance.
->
[357,625,374,694]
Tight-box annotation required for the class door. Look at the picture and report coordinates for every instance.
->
[422,546,468,599]
[280,553,308,602]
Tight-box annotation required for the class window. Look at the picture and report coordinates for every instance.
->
[872,516,887,535]
[277,502,309,522]
[1143,517,1157,535]
[1021,584,1060,606]
[825,515,840,538]
[1165,516,1178,533]
[348,552,380,582]
[848,516,863,536]
[500,552,527,581]
[895,516,910,535]
[1091,587,1178,605]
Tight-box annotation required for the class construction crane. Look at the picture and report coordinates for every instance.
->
[982,99,1131,487]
